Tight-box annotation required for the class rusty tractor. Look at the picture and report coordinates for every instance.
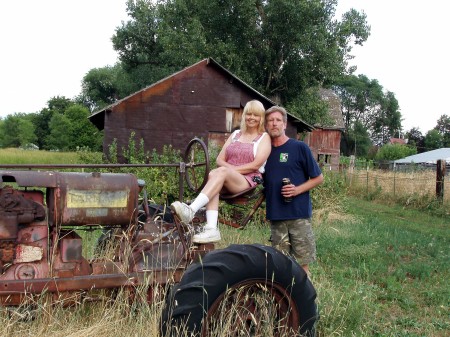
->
[0,139,317,336]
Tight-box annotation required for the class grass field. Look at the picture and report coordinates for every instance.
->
[0,150,448,336]
[0,197,447,337]
[0,148,83,164]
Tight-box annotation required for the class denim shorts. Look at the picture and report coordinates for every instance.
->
[270,218,316,265]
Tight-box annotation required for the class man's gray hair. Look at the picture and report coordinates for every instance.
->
[265,106,288,123]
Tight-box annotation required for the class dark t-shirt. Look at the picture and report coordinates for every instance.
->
[264,139,322,220]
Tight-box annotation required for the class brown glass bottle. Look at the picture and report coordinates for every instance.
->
[282,178,292,203]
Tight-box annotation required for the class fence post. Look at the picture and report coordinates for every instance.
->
[366,167,369,197]
[436,159,445,202]
[393,169,396,197]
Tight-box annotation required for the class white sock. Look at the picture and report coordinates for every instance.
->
[189,193,209,213]
[205,210,219,230]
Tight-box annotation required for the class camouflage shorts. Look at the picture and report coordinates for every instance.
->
[270,218,316,265]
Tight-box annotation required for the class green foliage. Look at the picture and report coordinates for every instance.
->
[45,104,103,151]
[375,143,417,161]
[346,120,373,158]
[311,170,348,220]
[434,114,450,147]
[0,113,37,148]
[108,0,370,110]
[46,113,72,150]
[106,132,183,205]
[424,129,443,151]
[286,87,333,126]
[334,74,402,153]
[405,127,425,153]
[78,64,141,112]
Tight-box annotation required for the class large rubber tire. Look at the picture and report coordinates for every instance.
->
[161,244,317,337]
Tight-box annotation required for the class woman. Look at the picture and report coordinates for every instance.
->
[171,100,271,243]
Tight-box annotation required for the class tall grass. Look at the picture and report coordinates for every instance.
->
[2,200,447,337]
[0,148,90,164]
[1,150,448,336]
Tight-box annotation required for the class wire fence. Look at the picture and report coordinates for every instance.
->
[341,168,450,205]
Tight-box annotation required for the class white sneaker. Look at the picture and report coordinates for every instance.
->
[170,201,195,223]
[193,228,221,243]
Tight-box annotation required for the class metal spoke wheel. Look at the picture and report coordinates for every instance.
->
[184,138,210,193]
[161,244,318,337]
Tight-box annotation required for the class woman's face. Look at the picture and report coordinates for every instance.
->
[245,111,262,129]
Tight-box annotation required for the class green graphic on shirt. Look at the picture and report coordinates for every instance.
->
[279,153,288,162]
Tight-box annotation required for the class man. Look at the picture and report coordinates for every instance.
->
[264,106,324,275]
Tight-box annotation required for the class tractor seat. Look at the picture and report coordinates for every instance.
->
[220,185,263,205]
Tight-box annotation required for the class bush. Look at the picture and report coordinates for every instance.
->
[375,143,416,161]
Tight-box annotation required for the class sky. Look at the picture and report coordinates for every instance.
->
[335,0,449,134]
[0,1,448,135]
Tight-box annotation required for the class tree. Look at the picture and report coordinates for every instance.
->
[79,64,140,112]
[65,105,103,150]
[107,0,370,125]
[0,113,37,148]
[286,87,333,126]
[334,74,402,154]
[31,96,75,150]
[46,113,72,151]
[424,129,443,151]
[434,114,450,147]
[342,120,372,158]
[46,105,103,151]
[405,127,425,153]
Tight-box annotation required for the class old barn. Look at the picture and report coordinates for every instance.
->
[89,58,313,161]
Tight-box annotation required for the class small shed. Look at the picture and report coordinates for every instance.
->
[89,58,313,161]
[303,88,344,170]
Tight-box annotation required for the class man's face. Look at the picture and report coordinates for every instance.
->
[265,111,286,138]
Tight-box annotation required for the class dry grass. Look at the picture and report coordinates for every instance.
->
[347,169,450,205]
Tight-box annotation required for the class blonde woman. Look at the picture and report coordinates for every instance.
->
[171,100,271,243]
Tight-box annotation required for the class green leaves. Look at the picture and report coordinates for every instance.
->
[110,0,370,107]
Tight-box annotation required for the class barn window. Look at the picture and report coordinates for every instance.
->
[226,108,243,132]
[226,110,233,132]
[318,154,331,165]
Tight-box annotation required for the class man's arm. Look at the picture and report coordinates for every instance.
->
[282,174,324,199]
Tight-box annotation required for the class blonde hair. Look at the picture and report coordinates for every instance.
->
[240,100,266,133]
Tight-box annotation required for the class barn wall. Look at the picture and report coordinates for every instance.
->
[103,62,249,160]
[102,60,302,162]
[304,129,341,170]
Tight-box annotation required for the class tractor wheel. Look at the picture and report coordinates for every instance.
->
[161,244,317,337]
[184,137,210,193]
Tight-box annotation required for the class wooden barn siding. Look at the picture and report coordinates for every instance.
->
[103,61,259,160]
[304,129,341,169]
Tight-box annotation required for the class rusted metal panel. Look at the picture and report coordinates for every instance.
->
[55,172,139,227]
[0,270,185,305]
[60,232,82,263]
[0,170,58,187]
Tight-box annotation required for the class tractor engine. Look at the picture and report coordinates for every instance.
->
[0,171,140,282]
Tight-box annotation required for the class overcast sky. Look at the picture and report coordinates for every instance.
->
[335,0,449,134]
[1,1,448,135]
